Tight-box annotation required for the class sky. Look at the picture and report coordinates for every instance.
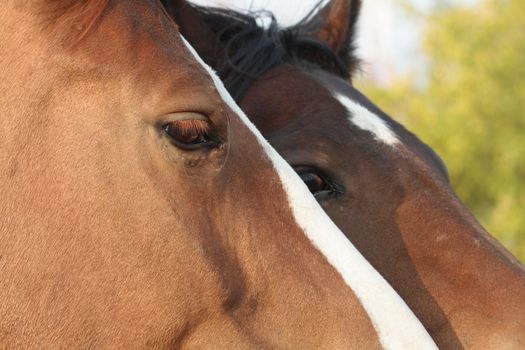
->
[190,0,480,85]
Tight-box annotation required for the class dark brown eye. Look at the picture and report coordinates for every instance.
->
[300,172,327,194]
[163,118,214,150]
[295,166,345,201]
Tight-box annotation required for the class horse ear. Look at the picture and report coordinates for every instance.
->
[162,0,225,70]
[300,0,361,68]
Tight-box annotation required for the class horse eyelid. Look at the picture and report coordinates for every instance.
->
[161,112,209,123]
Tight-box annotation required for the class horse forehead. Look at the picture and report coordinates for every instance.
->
[242,67,400,147]
[307,71,399,146]
[240,66,350,134]
[333,93,399,146]
[312,71,452,180]
[85,1,192,69]
[36,1,218,117]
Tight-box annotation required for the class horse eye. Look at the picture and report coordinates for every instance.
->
[300,172,327,194]
[295,167,344,201]
[163,116,214,150]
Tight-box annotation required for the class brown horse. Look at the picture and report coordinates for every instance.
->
[168,0,525,348]
[0,0,439,348]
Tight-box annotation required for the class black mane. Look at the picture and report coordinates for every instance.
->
[194,4,357,101]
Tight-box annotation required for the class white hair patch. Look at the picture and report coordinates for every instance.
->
[335,93,399,146]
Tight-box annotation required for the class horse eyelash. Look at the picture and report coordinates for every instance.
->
[170,119,211,137]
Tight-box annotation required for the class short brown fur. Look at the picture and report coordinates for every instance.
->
[41,0,110,43]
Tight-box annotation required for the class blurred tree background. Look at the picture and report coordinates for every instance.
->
[357,0,525,262]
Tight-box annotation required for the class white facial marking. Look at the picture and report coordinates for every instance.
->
[335,93,399,146]
[180,36,436,350]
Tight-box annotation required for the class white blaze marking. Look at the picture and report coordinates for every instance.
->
[335,93,399,145]
[181,36,436,350]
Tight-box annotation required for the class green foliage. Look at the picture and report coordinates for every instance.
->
[358,0,525,262]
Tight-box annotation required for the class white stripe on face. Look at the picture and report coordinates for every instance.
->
[180,35,436,350]
[334,93,399,146]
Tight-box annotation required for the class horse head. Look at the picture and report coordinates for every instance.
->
[0,0,436,348]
